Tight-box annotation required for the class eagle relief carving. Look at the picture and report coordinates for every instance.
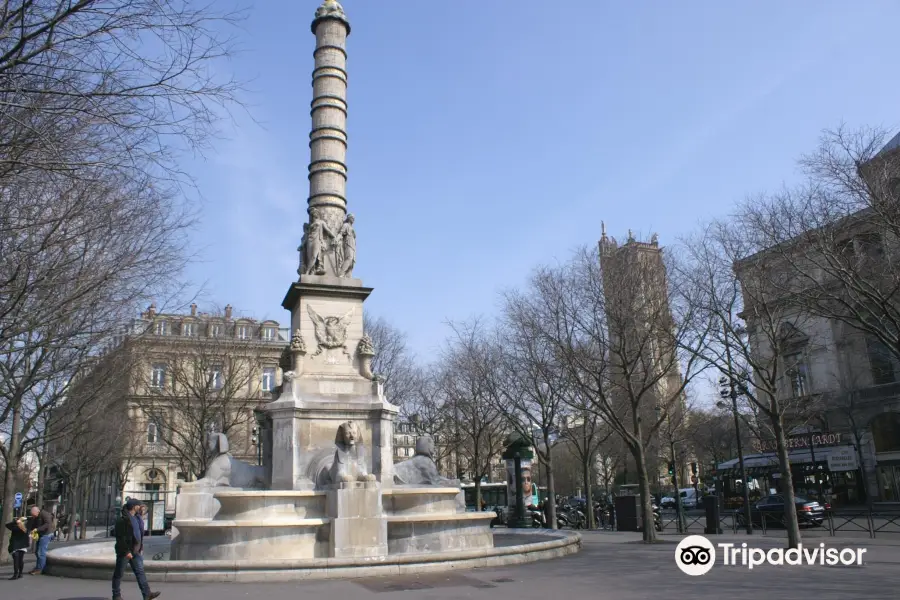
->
[307,305,355,358]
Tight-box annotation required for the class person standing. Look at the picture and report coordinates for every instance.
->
[27,505,53,575]
[6,516,29,579]
[112,499,160,600]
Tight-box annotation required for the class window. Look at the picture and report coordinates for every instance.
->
[784,353,809,397]
[261,367,276,392]
[147,421,159,444]
[237,325,250,340]
[262,327,275,341]
[176,472,187,481]
[209,365,223,390]
[867,336,896,385]
[182,322,195,337]
[209,323,222,338]
[154,320,169,336]
[150,364,167,389]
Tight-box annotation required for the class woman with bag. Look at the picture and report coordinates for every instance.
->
[5,516,29,579]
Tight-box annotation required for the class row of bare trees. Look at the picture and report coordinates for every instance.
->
[374,126,900,546]
[0,0,246,561]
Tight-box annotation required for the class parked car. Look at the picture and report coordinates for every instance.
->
[660,496,676,509]
[735,495,825,528]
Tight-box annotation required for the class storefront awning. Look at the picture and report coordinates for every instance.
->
[716,445,857,477]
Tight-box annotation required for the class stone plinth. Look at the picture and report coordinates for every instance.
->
[327,481,387,558]
[170,490,330,561]
[169,487,221,559]
[381,487,494,555]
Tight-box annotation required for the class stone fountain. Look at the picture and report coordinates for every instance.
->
[44,2,579,580]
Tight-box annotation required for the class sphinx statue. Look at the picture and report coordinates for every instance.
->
[393,435,456,486]
[181,433,266,489]
[311,421,376,487]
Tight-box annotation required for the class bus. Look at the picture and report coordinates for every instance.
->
[461,482,507,511]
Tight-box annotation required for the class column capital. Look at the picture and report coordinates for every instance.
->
[312,0,350,34]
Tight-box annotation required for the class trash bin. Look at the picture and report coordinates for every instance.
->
[704,495,722,534]
[614,495,641,532]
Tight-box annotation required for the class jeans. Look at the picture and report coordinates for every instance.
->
[112,553,150,599]
[34,534,51,571]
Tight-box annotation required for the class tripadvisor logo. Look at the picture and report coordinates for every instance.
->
[674,535,867,576]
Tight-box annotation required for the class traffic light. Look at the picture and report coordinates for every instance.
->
[691,462,698,475]
[668,462,675,475]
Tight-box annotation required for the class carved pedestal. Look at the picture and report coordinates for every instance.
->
[327,481,387,558]
[267,275,398,490]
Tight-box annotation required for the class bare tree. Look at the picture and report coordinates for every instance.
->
[402,365,455,475]
[441,320,507,509]
[736,127,900,365]
[133,330,268,482]
[532,245,708,542]
[558,398,615,529]
[364,312,417,410]
[0,0,247,561]
[485,288,573,529]
[680,221,827,548]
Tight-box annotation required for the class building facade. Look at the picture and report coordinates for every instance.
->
[720,133,900,505]
[47,303,288,524]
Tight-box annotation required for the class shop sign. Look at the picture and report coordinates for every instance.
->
[827,448,859,472]
[752,432,842,454]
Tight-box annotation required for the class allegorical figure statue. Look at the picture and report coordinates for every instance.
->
[304,216,336,276]
[327,421,375,485]
[393,435,455,486]
[182,433,265,489]
[297,223,309,277]
[334,213,356,277]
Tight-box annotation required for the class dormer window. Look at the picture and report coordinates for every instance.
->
[183,322,195,337]
[209,323,222,338]
[237,325,250,340]
[262,327,275,341]
[154,320,168,336]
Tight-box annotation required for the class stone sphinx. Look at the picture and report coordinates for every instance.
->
[393,435,455,486]
[182,433,266,489]
[315,421,376,487]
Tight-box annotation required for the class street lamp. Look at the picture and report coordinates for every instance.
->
[718,375,753,535]
[655,405,685,534]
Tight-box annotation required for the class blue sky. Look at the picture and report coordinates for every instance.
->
[183,0,900,363]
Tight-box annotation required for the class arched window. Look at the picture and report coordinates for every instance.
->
[870,413,900,453]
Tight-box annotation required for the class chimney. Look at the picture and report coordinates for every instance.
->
[224,304,233,320]
[190,303,198,317]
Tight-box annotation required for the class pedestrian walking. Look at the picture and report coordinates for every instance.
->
[112,499,160,600]
[26,505,54,575]
[6,516,29,579]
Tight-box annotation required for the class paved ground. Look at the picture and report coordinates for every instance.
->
[2,531,899,599]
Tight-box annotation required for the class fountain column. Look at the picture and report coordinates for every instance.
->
[308,0,350,245]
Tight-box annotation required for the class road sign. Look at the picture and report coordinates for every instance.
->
[14,492,23,508]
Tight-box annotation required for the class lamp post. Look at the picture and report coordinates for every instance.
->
[718,375,753,535]
[656,405,685,534]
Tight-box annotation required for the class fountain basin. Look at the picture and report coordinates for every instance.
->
[45,529,581,582]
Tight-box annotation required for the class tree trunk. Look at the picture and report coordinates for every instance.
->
[582,454,595,529]
[36,454,48,509]
[545,458,557,530]
[79,486,89,540]
[772,416,801,548]
[474,479,482,512]
[0,399,23,564]
[634,444,657,543]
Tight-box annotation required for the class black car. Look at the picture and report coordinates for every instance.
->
[735,495,825,528]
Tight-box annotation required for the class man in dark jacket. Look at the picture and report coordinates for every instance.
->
[112,499,160,600]
[27,505,53,574]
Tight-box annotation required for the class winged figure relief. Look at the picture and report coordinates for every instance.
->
[307,305,355,357]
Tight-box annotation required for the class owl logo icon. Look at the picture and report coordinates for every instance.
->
[675,535,716,576]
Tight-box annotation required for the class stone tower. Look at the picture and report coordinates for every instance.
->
[598,225,688,484]
[267,0,398,491]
